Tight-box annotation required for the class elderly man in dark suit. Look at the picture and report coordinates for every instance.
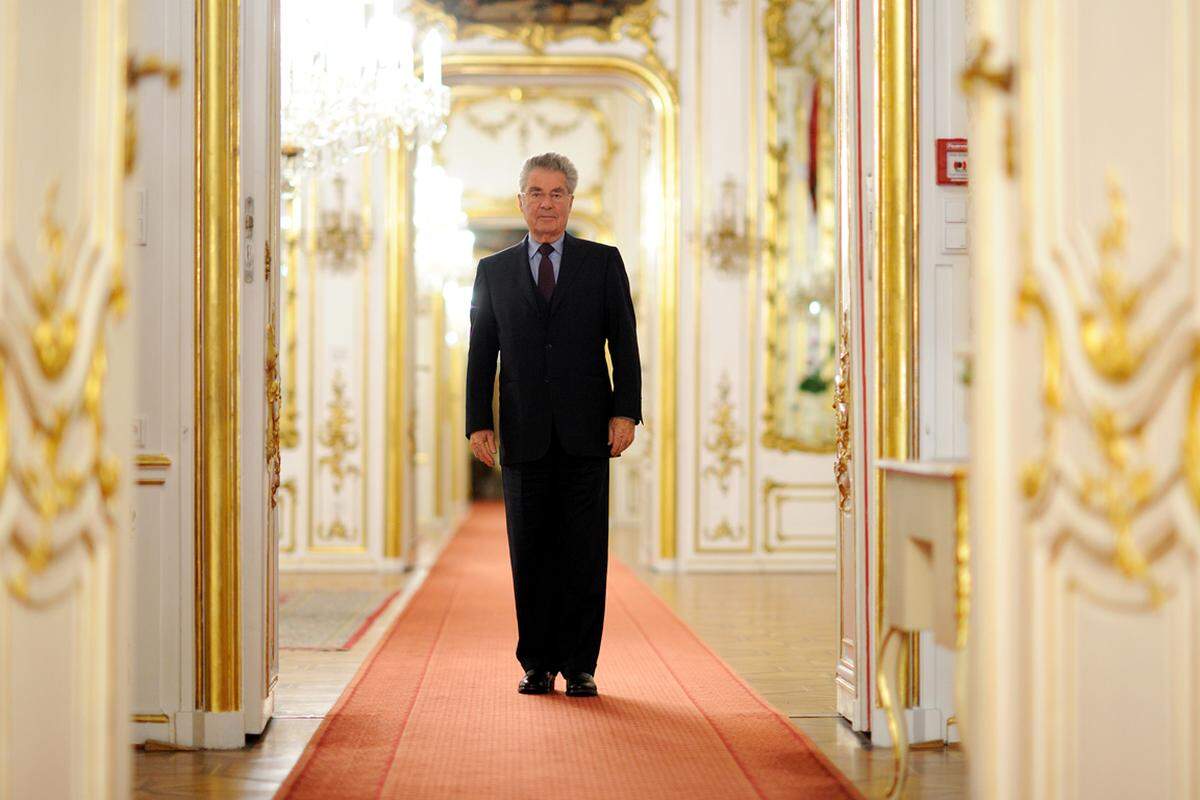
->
[465,152,642,698]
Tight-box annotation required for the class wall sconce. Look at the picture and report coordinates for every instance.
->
[704,175,759,274]
[316,174,372,273]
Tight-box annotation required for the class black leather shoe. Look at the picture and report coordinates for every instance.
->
[564,672,598,697]
[518,669,555,695]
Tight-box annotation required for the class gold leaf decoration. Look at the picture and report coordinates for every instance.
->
[1079,174,1149,382]
[832,310,852,512]
[2,183,125,606]
[318,370,361,494]
[702,372,744,494]
[1018,172,1175,606]
[265,323,282,508]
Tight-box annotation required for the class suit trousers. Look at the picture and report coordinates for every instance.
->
[500,424,610,675]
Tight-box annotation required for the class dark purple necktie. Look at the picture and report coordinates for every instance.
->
[536,242,555,301]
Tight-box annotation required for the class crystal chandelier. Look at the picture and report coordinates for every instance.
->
[282,0,450,176]
[413,145,475,295]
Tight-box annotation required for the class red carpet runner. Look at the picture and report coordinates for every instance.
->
[276,502,863,800]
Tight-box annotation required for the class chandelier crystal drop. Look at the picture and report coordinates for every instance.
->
[282,0,450,176]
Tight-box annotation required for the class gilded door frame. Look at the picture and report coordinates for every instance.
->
[443,54,680,561]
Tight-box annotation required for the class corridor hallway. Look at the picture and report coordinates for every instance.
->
[134,503,964,798]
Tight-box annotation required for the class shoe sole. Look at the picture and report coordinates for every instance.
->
[565,687,598,697]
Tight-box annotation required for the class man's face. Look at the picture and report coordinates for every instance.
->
[518,167,574,242]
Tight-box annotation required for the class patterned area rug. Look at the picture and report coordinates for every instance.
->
[279,589,400,651]
[276,501,864,799]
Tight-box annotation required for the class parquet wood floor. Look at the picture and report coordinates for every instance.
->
[134,518,966,798]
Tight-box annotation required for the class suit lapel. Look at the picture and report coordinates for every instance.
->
[512,238,545,317]
[549,232,586,316]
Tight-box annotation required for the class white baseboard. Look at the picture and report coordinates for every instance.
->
[174,711,246,749]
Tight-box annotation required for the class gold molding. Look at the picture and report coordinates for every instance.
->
[131,713,170,724]
[384,140,413,561]
[194,0,241,713]
[278,478,297,553]
[280,191,301,449]
[760,479,837,553]
[953,473,970,650]
[136,454,172,469]
[444,54,679,561]
[874,0,919,709]
[417,0,674,89]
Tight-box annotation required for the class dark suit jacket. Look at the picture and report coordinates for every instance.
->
[465,232,642,465]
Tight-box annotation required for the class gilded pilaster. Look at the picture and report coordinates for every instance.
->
[194,0,242,713]
[875,0,919,709]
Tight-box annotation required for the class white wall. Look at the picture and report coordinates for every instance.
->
[918,0,971,461]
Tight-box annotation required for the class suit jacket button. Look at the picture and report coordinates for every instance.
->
[544,377,550,383]
[545,344,552,350]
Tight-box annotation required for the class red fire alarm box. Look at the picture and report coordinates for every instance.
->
[937,138,968,185]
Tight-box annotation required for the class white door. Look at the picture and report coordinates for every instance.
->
[833,0,871,732]
[241,0,282,735]
[969,1,1200,797]
[0,0,132,795]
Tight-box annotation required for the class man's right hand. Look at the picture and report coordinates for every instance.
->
[469,429,498,468]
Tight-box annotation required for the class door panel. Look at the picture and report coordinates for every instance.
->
[0,0,131,794]
[241,0,281,734]
[970,1,1200,796]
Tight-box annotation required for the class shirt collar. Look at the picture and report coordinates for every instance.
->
[526,233,564,259]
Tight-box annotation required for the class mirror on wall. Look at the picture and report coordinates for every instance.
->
[762,0,837,453]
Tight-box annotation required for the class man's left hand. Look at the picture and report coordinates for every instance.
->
[608,417,636,457]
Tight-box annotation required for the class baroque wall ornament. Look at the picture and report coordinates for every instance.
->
[1018,173,1193,607]
[702,372,745,494]
[265,323,283,508]
[317,370,361,494]
[0,183,126,606]
[415,0,675,89]
[703,518,746,543]
[832,310,852,512]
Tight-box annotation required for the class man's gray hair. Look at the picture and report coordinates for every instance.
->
[519,152,579,194]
